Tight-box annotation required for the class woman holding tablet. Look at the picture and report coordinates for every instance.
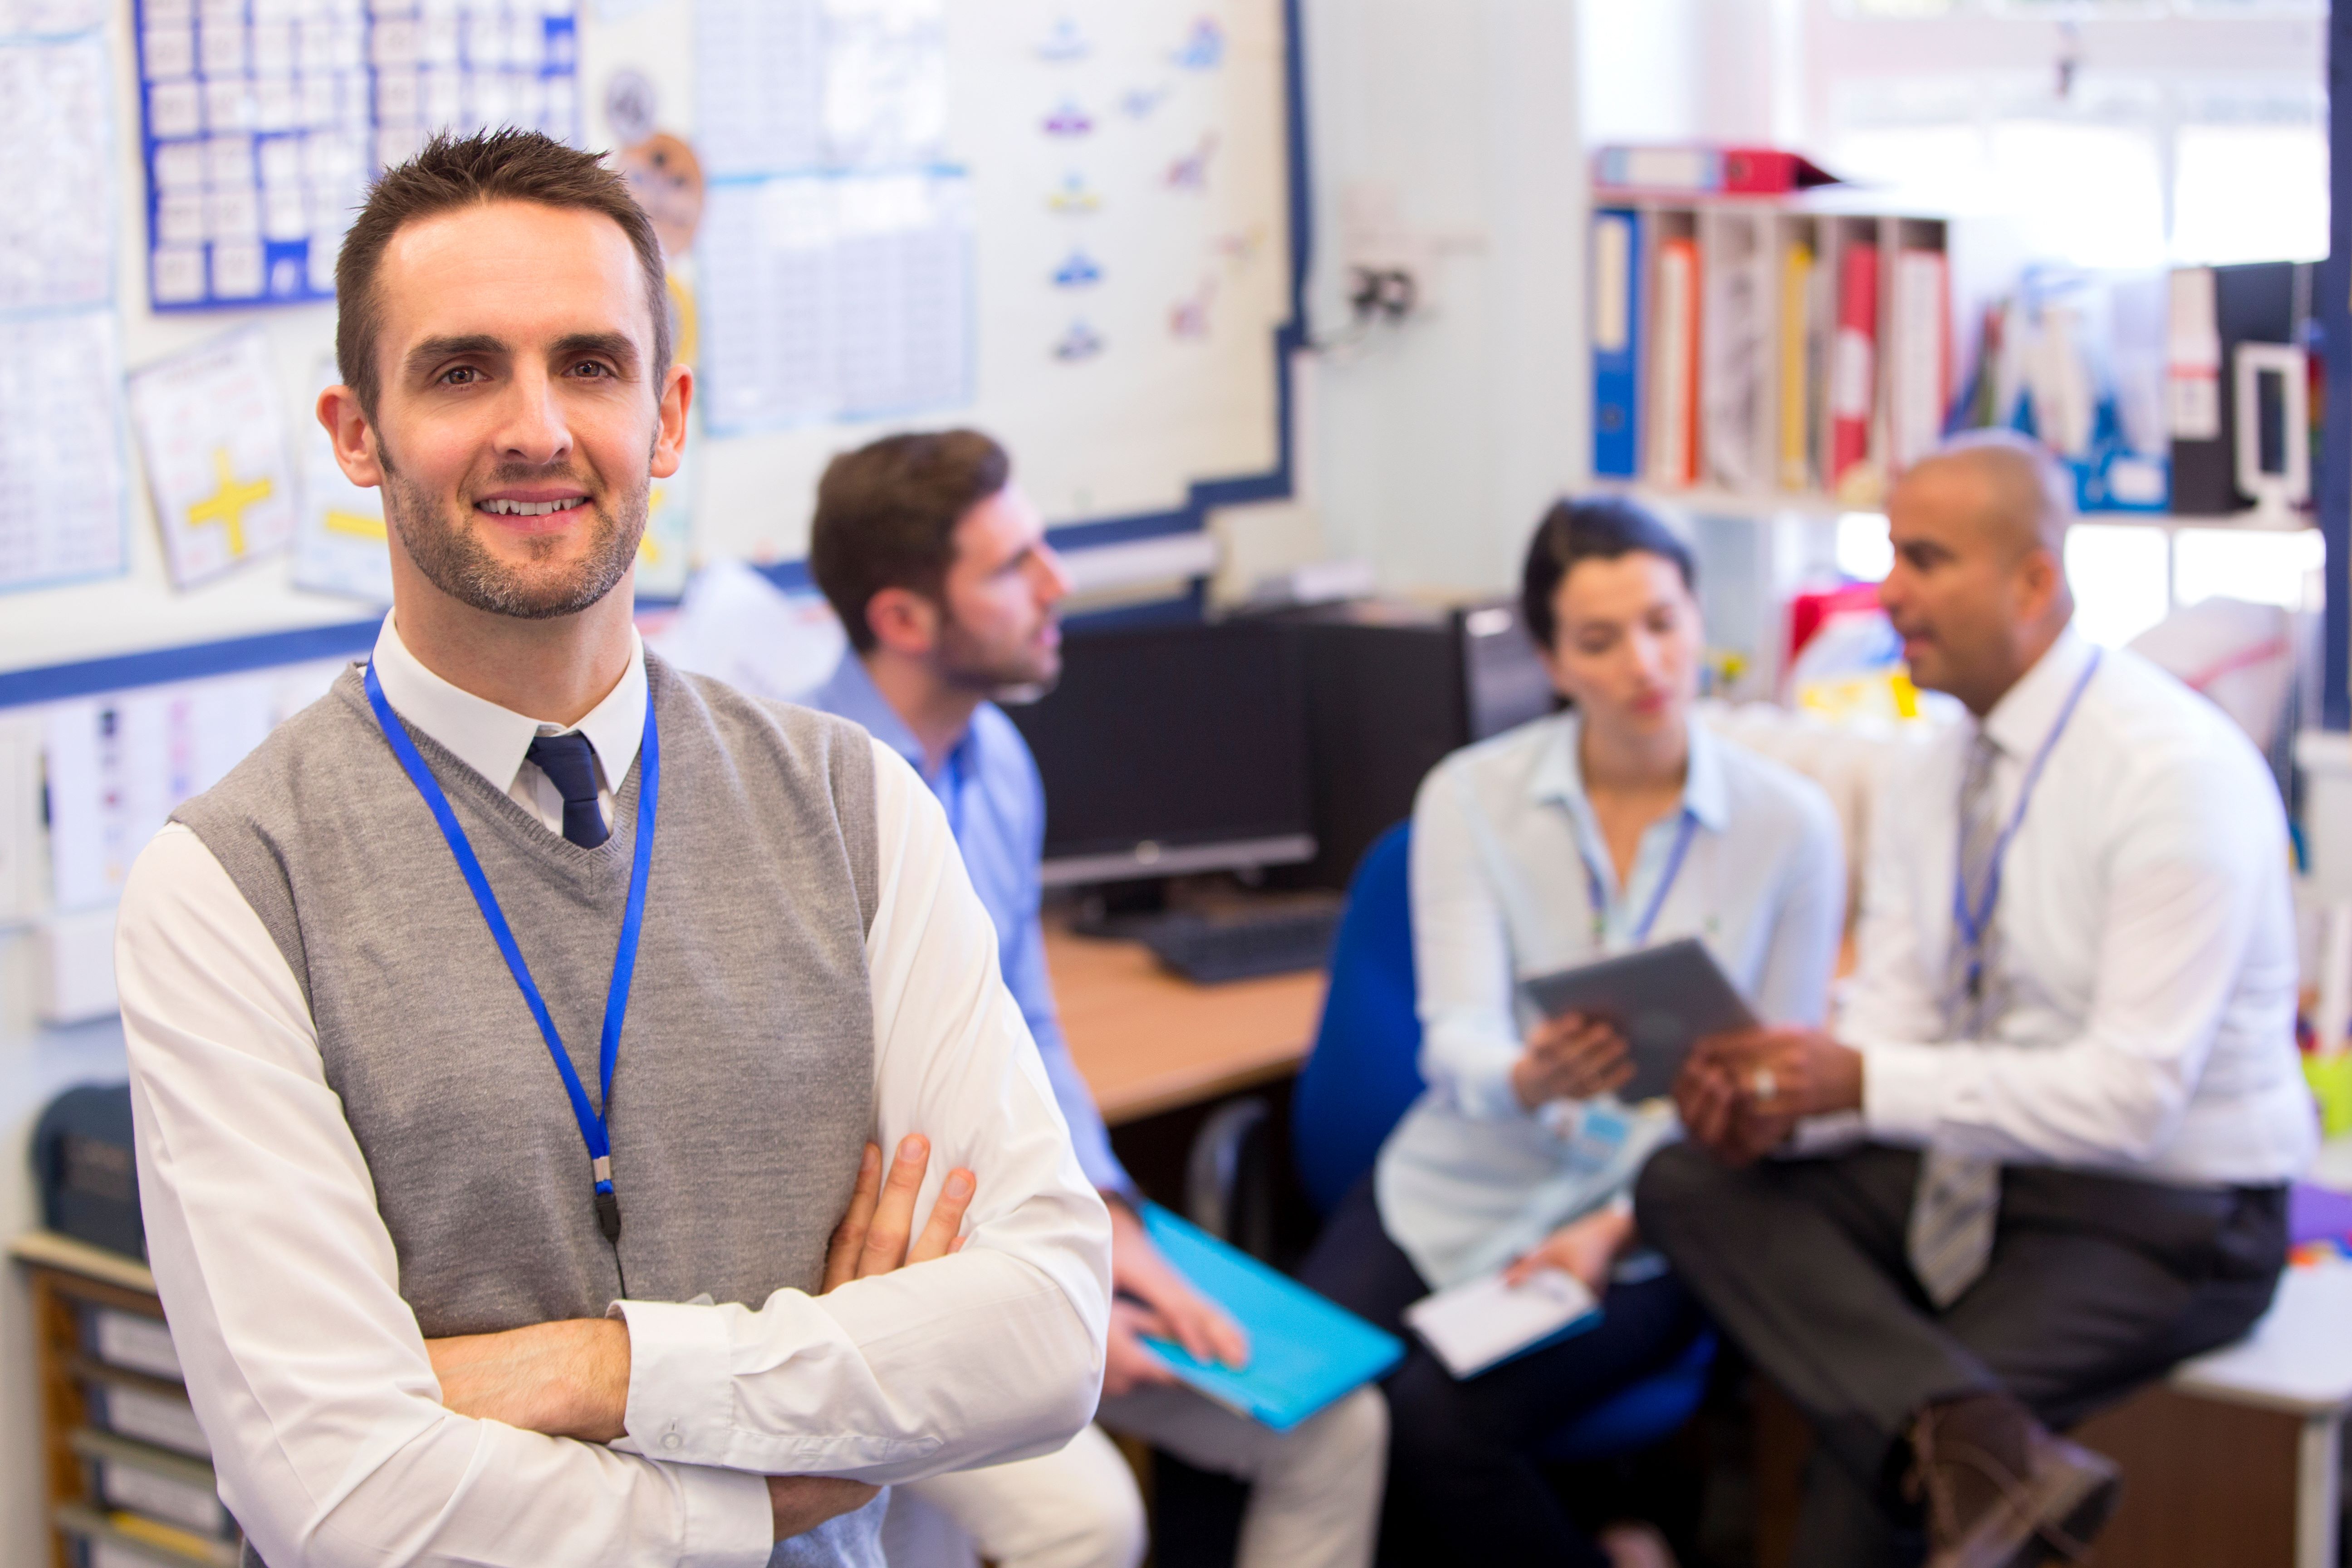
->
[1299,497,1844,1568]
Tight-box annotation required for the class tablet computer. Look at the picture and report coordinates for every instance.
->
[1519,938,1756,1103]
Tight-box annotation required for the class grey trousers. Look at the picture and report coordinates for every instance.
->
[1634,1143,2287,1567]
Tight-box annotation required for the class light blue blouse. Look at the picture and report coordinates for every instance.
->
[1375,710,1846,1289]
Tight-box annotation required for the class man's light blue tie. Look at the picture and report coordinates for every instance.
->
[525,732,609,848]
[1908,730,2004,1310]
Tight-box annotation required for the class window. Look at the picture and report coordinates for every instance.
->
[1804,0,2325,267]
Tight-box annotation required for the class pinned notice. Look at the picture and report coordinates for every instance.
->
[129,328,297,590]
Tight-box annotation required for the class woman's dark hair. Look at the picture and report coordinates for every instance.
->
[1518,496,1698,651]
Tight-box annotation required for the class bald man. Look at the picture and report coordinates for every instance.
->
[1636,432,2315,1568]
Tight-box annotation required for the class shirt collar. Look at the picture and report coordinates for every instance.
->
[808,650,977,782]
[371,614,647,794]
[1978,622,2095,761]
[1526,709,1730,833]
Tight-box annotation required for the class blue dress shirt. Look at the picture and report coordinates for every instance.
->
[806,652,1137,1196]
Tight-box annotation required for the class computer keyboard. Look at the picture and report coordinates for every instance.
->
[1137,905,1343,985]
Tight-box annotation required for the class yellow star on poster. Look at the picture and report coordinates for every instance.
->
[186,448,273,558]
[324,510,386,540]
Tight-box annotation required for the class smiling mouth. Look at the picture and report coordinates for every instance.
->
[478,496,589,518]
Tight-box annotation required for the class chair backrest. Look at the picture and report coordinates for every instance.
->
[1290,822,1429,1215]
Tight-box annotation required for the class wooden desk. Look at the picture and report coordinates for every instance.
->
[1044,923,1327,1125]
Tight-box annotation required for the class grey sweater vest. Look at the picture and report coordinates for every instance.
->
[177,654,887,1568]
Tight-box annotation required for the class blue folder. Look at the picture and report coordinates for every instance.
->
[1137,1204,1404,1431]
[1591,207,1642,477]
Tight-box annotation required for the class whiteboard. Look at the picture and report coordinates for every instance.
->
[0,0,1298,683]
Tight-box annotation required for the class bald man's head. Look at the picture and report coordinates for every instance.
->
[1878,433,2078,716]
[1903,429,2076,559]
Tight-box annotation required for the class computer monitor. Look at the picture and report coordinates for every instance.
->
[1003,620,1314,887]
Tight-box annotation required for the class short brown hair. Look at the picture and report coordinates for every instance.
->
[334,128,671,415]
[809,431,1012,653]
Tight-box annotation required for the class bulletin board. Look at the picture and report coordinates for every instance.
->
[0,0,1307,694]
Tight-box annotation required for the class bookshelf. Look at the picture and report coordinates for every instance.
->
[10,1232,238,1568]
[1588,186,2024,519]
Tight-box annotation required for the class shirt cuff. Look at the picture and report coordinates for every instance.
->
[674,1461,775,1568]
[610,1298,735,1467]
[1858,1042,1948,1146]
[1457,1045,1531,1122]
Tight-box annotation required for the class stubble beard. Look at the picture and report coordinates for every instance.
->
[936,609,1061,700]
[379,436,647,621]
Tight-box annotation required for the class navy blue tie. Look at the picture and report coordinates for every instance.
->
[526,732,609,848]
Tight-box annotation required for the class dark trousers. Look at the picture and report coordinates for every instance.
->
[1298,1179,1707,1568]
[1633,1142,2288,1568]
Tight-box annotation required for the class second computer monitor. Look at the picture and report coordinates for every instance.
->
[1003,619,1314,887]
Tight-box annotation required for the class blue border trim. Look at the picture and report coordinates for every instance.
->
[2323,0,2349,729]
[1,0,1313,706]
[0,620,381,708]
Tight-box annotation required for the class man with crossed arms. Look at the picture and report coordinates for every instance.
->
[117,130,1108,1567]
[1638,432,2315,1568]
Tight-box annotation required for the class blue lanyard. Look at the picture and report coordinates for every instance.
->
[363,661,658,1245]
[1584,808,1700,949]
[1950,649,2102,980]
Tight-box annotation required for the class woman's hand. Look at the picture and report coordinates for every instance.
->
[1503,1206,1637,1294]
[1510,1012,1634,1108]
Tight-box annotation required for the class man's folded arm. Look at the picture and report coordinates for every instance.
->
[119,826,777,1568]
[612,739,1112,1484]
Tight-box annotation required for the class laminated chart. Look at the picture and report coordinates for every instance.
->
[0,314,130,593]
[127,328,299,588]
[0,29,128,594]
[695,0,970,435]
[133,0,582,311]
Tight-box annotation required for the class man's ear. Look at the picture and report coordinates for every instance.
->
[865,586,941,658]
[318,384,384,489]
[2014,546,2063,624]
[650,363,694,480]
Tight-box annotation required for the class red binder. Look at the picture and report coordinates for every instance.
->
[1831,241,1879,497]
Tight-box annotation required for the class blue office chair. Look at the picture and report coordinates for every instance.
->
[1291,820,1717,1463]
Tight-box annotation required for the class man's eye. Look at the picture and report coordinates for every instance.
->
[572,361,613,378]
[440,366,478,385]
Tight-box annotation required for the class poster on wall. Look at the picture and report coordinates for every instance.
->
[132,0,583,311]
[292,358,393,603]
[128,328,299,590]
[0,312,129,594]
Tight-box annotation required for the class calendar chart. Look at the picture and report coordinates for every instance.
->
[133,0,582,312]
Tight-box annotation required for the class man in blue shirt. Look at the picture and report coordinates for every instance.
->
[805,430,1384,1568]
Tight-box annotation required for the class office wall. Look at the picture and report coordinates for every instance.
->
[1295,0,1588,600]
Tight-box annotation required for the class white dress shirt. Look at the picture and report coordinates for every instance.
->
[1830,625,2318,1186]
[1377,712,1846,1289]
[117,617,1112,1568]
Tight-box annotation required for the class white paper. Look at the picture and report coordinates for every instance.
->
[695,0,825,176]
[0,36,113,313]
[45,676,277,911]
[293,357,394,603]
[635,441,696,599]
[128,328,299,589]
[821,0,948,170]
[1403,1268,1600,1380]
[0,310,126,592]
[0,0,107,34]
[700,172,971,434]
[646,560,846,701]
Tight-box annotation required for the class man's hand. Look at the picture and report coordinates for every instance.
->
[1511,1011,1634,1109]
[821,1134,977,1292]
[1502,1206,1635,1294]
[1674,1025,1863,1166]
[428,1318,632,1442]
[431,1134,975,1547]
[1101,1197,1249,1399]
